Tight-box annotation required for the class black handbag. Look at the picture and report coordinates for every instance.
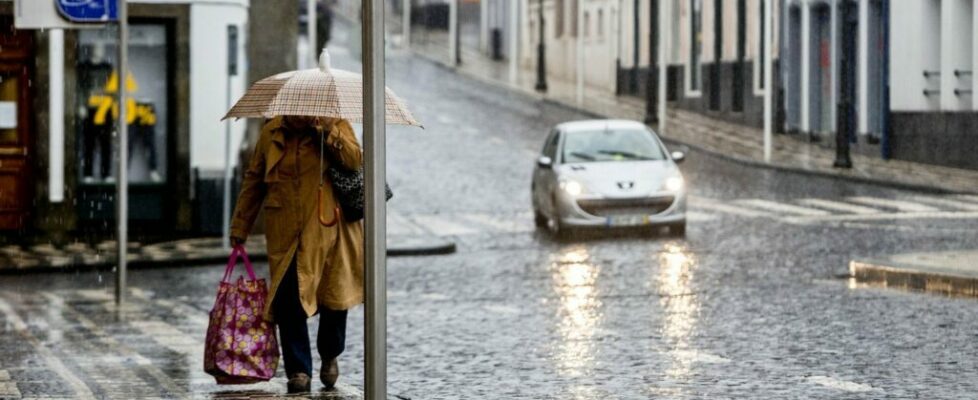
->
[320,130,392,222]
[327,165,393,222]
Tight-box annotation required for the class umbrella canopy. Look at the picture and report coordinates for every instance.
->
[222,50,421,127]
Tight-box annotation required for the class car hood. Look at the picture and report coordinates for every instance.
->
[556,160,680,198]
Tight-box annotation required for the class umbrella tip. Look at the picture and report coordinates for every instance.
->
[319,49,331,73]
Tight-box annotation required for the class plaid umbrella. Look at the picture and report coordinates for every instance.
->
[222,50,421,127]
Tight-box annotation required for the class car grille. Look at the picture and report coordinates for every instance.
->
[576,196,676,217]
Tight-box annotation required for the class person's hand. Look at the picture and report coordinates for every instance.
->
[230,236,245,248]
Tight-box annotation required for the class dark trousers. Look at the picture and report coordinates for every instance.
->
[273,259,348,377]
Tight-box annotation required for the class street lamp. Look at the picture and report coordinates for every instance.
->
[644,0,659,124]
[535,0,548,92]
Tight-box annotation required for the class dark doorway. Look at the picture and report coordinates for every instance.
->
[835,0,858,167]
[710,0,723,111]
[732,0,745,112]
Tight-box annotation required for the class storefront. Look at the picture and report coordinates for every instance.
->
[74,21,177,226]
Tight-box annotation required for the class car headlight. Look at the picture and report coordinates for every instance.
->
[559,180,584,196]
[664,176,684,192]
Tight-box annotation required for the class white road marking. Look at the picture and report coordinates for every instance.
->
[420,293,450,301]
[955,195,978,204]
[670,350,731,364]
[847,196,939,212]
[910,195,978,211]
[387,212,426,236]
[685,211,716,222]
[458,213,533,233]
[806,376,882,393]
[412,215,479,236]
[689,196,768,218]
[0,381,19,399]
[796,198,882,214]
[41,292,189,398]
[0,295,96,400]
[736,199,831,216]
[783,211,978,224]
[483,304,521,315]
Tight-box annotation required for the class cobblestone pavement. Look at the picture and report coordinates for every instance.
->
[1,27,977,399]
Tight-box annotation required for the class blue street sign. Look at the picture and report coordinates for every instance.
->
[56,0,118,23]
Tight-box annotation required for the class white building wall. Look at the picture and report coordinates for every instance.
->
[890,0,940,111]
[188,1,249,171]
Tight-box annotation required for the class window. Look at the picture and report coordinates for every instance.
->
[570,0,579,37]
[562,129,667,163]
[556,0,565,37]
[688,0,703,93]
[597,9,604,37]
[584,11,590,37]
[77,24,169,184]
[542,130,561,159]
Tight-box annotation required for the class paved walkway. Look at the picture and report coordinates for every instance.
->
[406,29,978,194]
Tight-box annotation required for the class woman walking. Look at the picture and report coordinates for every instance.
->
[229,115,363,393]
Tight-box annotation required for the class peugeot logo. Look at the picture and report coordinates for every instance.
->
[617,181,635,190]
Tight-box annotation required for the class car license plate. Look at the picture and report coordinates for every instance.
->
[607,215,649,227]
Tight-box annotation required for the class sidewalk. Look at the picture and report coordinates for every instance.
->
[851,250,978,297]
[407,29,978,195]
[0,228,455,274]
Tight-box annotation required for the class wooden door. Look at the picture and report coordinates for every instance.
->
[0,25,33,230]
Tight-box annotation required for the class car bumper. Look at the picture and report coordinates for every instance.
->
[555,190,687,228]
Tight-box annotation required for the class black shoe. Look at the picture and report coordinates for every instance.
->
[320,358,339,389]
[287,373,311,393]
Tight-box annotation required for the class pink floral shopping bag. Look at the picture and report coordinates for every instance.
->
[204,245,280,384]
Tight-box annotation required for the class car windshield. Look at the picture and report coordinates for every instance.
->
[561,128,666,163]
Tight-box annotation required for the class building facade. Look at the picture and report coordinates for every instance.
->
[520,0,977,170]
[1,0,298,242]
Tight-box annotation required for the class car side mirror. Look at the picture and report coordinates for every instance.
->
[671,151,686,164]
[537,156,553,169]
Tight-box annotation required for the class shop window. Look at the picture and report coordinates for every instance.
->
[76,24,169,185]
[688,0,703,94]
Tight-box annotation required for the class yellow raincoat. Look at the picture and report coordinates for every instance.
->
[230,117,364,321]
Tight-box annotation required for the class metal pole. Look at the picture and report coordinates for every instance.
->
[535,0,547,92]
[362,0,387,398]
[308,0,317,67]
[644,0,658,124]
[49,29,65,203]
[222,27,234,251]
[508,0,519,83]
[116,0,129,305]
[449,0,459,66]
[576,0,584,105]
[658,0,668,132]
[403,0,411,48]
[763,0,773,163]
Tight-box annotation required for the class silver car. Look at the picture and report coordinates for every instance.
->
[531,119,687,237]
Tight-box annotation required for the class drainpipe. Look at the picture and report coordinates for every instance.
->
[880,0,890,159]
[632,0,640,92]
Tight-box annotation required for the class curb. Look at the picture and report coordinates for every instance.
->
[0,239,458,275]
[850,259,978,298]
[388,240,457,256]
[410,49,977,196]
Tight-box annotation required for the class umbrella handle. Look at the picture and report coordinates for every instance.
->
[318,185,340,227]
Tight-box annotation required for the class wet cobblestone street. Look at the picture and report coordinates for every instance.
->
[1,35,977,399]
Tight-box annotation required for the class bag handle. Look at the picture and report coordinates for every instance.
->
[222,245,258,282]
